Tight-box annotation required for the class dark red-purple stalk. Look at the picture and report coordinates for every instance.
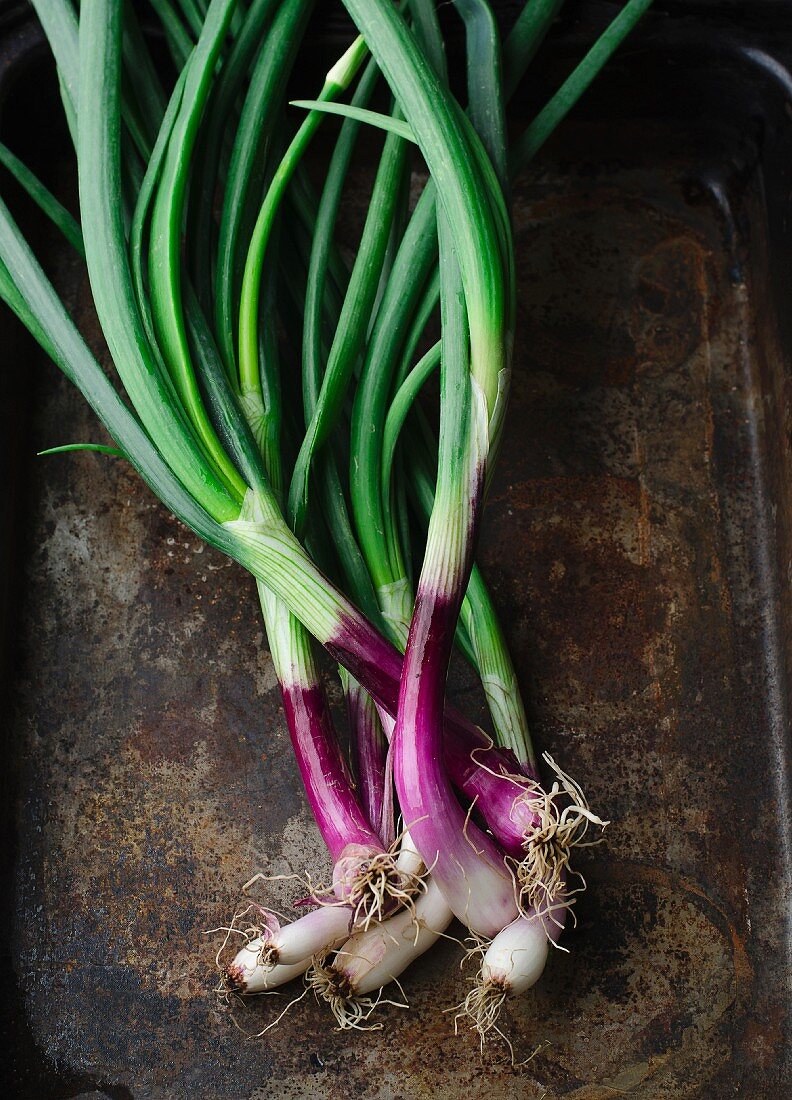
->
[325,612,541,855]
[387,220,518,935]
[393,582,518,935]
[345,679,390,843]
[280,681,383,863]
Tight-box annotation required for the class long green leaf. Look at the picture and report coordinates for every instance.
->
[0,142,84,256]
[0,196,228,544]
[289,100,416,143]
[148,0,248,500]
[287,129,409,537]
[342,0,505,418]
[214,0,314,376]
[512,0,654,171]
[38,443,124,457]
[189,0,282,327]
[77,0,239,522]
[452,1,508,192]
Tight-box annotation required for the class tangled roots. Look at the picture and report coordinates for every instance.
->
[345,850,425,932]
[453,977,509,1049]
[514,752,608,915]
[306,953,385,1031]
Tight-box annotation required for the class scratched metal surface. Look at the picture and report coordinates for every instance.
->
[2,5,791,1098]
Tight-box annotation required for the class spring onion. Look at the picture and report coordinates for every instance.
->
[1,0,654,1046]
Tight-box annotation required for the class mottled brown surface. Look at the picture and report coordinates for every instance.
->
[3,8,791,1099]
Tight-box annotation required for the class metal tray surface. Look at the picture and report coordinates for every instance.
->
[1,4,790,1097]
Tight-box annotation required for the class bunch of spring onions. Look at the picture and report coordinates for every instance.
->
[1,0,653,1042]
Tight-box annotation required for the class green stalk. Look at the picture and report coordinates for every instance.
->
[502,0,565,98]
[149,0,195,69]
[214,0,314,377]
[511,0,654,172]
[237,34,368,401]
[189,0,282,329]
[175,0,205,38]
[0,142,84,256]
[281,208,383,626]
[121,0,168,150]
[381,342,441,490]
[0,254,58,360]
[126,62,255,518]
[148,0,247,501]
[408,0,448,82]
[289,166,349,335]
[30,0,79,143]
[233,36,376,595]
[184,281,272,501]
[351,183,438,603]
[453,0,508,193]
[287,128,409,536]
[343,0,506,426]
[345,0,506,648]
[348,0,568,608]
[130,65,189,379]
[0,197,230,545]
[300,56,380,422]
[461,567,534,764]
[77,0,239,522]
[31,0,165,179]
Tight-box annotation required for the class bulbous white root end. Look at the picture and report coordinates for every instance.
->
[309,877,451,1029]
[224,953,308,995]
[333,842,426,931]
[224,939,280,993]
[207,902,284,995]
[516,753,608,916]
[455,913,550,1047]
[223,904,353,993]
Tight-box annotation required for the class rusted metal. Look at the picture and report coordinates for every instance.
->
[2,4,790,1096]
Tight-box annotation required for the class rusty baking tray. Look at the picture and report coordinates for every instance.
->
[1,2,790,1096]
